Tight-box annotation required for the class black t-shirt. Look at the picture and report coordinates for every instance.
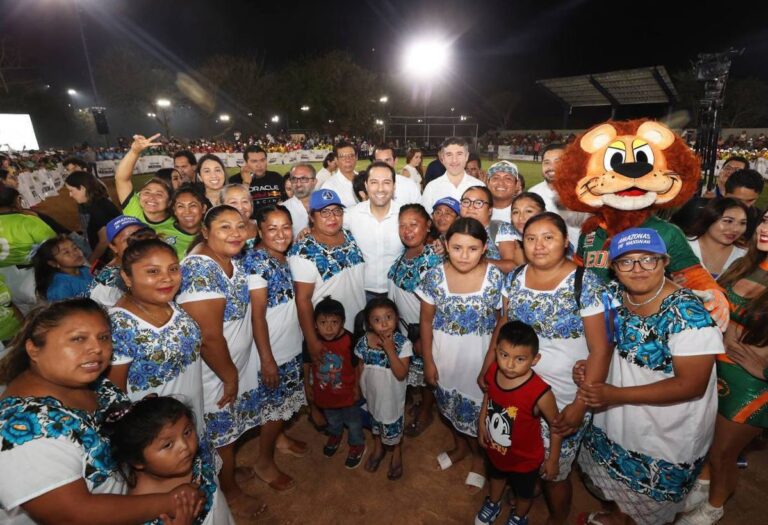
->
[81,197,120,249]
[424,159,446,186]
[231,171,284,217]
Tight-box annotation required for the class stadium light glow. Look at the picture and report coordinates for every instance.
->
[271,115,280,123]
[403,38,450,79]
[219,114,231,122]
[300,105,310,112]
[375,119,384,126]
[67,88,77,96]
[156,98,171,108]
[379,96,388,103]
[147,112,156,118]
[460,115,468,121]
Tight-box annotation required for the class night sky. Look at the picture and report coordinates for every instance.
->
[4,0,768,127]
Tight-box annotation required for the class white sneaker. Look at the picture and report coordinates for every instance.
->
[683,479,710,512]
[677,502,724,525]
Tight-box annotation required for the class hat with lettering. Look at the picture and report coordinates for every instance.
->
[309,189,345,212]
[106,215,146,243]
[609,228,667,261]
[487,160,519,179]
[432,196,461,215]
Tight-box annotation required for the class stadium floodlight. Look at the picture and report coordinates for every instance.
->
[403,38,450,79]
[300,105,310,112]
[379,96,388,103]
[460,115,468,121]
[67,88,77,96]
[219,114,231,122]
[375,119,384,126]
[271,115,280,123]
[156,98,171,108]
[147,112,156,118]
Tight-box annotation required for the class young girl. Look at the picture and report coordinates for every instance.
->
[33,234,93,301]
[355,297,412,480]
[510,192,546,237]
[417,217,504,492]
[104,396,235,524]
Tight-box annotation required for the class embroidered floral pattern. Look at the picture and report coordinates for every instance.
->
[434,385,481,437]
[287,229,364,282]
[388,244,443,293]
[419,264,503,336]
[90,265,125,290]
[179,256,249,321]
[256,355,306,424]
[354,332,410,368]
[144,454,218,525]
[242,249,295,308]
[110,307,201,391]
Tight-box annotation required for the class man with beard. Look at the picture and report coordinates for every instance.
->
[281,163,318,239]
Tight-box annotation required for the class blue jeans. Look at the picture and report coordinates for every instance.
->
[324,405,364,446]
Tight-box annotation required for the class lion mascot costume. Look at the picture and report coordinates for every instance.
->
[554,119,728,327]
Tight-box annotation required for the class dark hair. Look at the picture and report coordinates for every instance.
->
[33,235,78,299]
[440,137,468,151]
[243,144,267,163]
[102,396,196,488]
[254,204,292,226]
[367,160,396,182]
[170,182,208,212]
[0,185,20,208]
[399,203,431,223]
[512,191,546,212]
[0,298,109,383]
[195,154,228,183]
[542,143,566,156]
[63,157,88,170]
[363,297,399,327]
[722,155,749,171]
[467,152,481,168]
[686,197,749,239]
[281,173,292,200]
[314,296,345,322]
[64,171,108,203]
[173,150,197,166]
[139,176,172,201]
[153,168,179,188]
[725,169,764,196]
[522,211,568,239]
[405,148,424,175]
[188,204,242,252]
[121,238,178,277]
[334,142,356,157]
[445,217,488,244]
[497,320,539,356]
[461,185,493,205]
[322,152,337,169]
[372,144,395,161]
[352,172,367,203]
[0,169,9,182]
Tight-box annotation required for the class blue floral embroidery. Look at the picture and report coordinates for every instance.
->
[0,379,127,489]
[242,248,295,308]
[370,414,405,445]
[354,332,410,368]
[144,454,218,525]
[610,285,716,373]
[179,256,249,321]
[419,264,503,336]
[387,244,443,293]
[110,307,201,391]
[585,426,704,502]
[287,229,364,282]
[506,269,605,340]
[434,385,481,437]
[256,355,306,423]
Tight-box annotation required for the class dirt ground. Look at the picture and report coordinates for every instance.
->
[35,184,768,525]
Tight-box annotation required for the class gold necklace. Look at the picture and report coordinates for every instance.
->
[128,295,172,326]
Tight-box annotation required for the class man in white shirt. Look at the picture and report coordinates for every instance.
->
[421,137,485,213]
[372,144,421,204]
[529,143,590,248]
[487,160,521,223]
[281,163,317,238]
[315,152,338,187]
[320,142,358,208]
[344,161,403,302]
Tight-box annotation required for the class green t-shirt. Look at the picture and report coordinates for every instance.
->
[577,215,700,281]
[0,212,56,267]
[163,224,197,260]
[122,192,178,245]
[0,274,21,341]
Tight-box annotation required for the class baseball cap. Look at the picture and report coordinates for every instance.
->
[106,215,146,243]
[609,228,667,261]
[433,196,461,215]
[309,189,345,212]
[487,160,519,179]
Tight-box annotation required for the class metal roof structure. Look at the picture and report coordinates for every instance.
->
[536,66,678,109]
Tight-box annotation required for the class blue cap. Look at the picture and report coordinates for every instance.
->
[309,189,345,212]
[433,196,461,215]
[106,215,146,243]
[487,160,519,179]
[609,228,667,260]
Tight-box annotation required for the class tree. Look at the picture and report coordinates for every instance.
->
[721,78,768,127]
[483,90,522,130]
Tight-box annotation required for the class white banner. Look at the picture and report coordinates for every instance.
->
[497,146,534,162]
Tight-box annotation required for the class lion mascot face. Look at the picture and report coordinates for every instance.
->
[554,119,700,236]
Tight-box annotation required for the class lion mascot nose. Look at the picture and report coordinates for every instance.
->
[613,162,653,179]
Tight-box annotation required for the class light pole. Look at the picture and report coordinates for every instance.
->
[155,98,172,137]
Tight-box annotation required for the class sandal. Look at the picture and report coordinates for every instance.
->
[364,452,385,473]
[258,471,296,493]
[277,438,309,458]
[465,471,486,495]
[436,451,453,471]
[576,511,610,525]
[387,462,403,481]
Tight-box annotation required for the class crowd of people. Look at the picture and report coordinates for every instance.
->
[0,131,766,525]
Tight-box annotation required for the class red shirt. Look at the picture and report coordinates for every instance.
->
[312,331,357,409]
[483,364,550,472]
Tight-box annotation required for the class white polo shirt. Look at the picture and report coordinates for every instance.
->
[394,174,421,204]
[344,200,403,293]
[321,170,358,208]
[421,171,485,213]
[281,196,310,239]
[529,181,586,248]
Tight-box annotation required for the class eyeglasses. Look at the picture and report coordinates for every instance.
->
[460,198,490,209]
[290,176,315,184]
[318,207,344,218]
[613,255,663,272]
[337,153,356,159]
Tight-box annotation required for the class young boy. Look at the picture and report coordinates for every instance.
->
[476,321,562,525]
[303,296,366,469]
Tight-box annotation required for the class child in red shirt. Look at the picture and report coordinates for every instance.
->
[476,321,562,525]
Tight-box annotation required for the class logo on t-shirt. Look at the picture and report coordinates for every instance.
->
[584,250,610,268]
[486,399,518,455]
